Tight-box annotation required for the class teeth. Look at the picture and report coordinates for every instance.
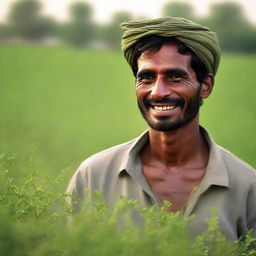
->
[154,105,176,111]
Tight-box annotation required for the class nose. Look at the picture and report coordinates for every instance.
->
[151,78,171,99]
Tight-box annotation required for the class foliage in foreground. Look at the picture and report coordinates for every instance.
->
[0,157,255,256]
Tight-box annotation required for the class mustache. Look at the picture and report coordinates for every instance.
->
[144,98,184,106]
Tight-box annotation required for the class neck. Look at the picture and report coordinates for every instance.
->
[145,117,208,169]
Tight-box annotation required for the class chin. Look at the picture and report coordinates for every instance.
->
[146,111,200,131]
[137,99,200,132]
[147,119,186,132]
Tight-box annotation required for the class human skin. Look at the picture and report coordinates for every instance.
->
[136,44,214,212]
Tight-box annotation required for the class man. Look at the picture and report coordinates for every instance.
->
[66,17,256,240]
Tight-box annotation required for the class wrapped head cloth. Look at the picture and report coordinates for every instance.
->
[121,17,221,75]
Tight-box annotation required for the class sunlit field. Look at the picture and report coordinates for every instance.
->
[0,45,255,187]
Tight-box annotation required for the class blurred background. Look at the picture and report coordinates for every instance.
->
[0,0,255,188]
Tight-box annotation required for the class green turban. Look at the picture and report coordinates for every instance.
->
[121,17,221,75]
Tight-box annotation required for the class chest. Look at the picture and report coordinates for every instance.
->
[142,164,205,212]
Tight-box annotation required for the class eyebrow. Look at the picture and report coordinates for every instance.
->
[164,68,189,78]
[136,68,189,79]
[136,69,154,79]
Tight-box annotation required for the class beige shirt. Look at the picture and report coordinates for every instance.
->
[66,127,256,240]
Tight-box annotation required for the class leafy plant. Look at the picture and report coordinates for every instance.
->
[0,154,255,256]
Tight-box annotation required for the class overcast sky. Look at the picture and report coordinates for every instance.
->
[0,0,256,24]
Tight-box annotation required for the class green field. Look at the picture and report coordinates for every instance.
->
[0,45,256,255]
[0,45,255,189]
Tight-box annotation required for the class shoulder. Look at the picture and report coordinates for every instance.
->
[202,126,256,183]
[66,137,137,193]
[71,136,139,181]
[218,145,256,183]
[80,138,137,169]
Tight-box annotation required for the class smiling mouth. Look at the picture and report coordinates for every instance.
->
[145,98,184,112]
[152,105,177,111]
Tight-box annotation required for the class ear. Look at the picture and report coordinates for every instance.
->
[200,73,214,99]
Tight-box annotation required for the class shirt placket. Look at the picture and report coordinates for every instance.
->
[127,156,162,206]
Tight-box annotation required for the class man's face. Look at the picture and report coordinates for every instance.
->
[136,43,202,132]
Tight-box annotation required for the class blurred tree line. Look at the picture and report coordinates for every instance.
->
[162,2,256,52]
[0,0,255,52]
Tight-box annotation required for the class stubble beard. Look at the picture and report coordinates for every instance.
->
[137,89,201,132]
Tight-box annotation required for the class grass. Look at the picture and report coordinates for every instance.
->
[0,45,255,189]
[0,170,255,256]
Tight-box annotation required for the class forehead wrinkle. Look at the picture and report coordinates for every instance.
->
[137,51,195,78]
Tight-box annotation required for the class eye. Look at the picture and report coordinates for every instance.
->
[141,75,154,81]
[137,72,155,84]
[167,74,182,82]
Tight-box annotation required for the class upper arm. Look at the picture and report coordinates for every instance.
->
[66,163,89,213]
[247,181,256,236]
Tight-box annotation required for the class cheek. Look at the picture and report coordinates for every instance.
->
[173,80,200,102]
[136,86,149,102]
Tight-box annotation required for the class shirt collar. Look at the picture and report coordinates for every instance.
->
[118,127,229,188]
[119,130,149,174]
[200,126,229,188]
